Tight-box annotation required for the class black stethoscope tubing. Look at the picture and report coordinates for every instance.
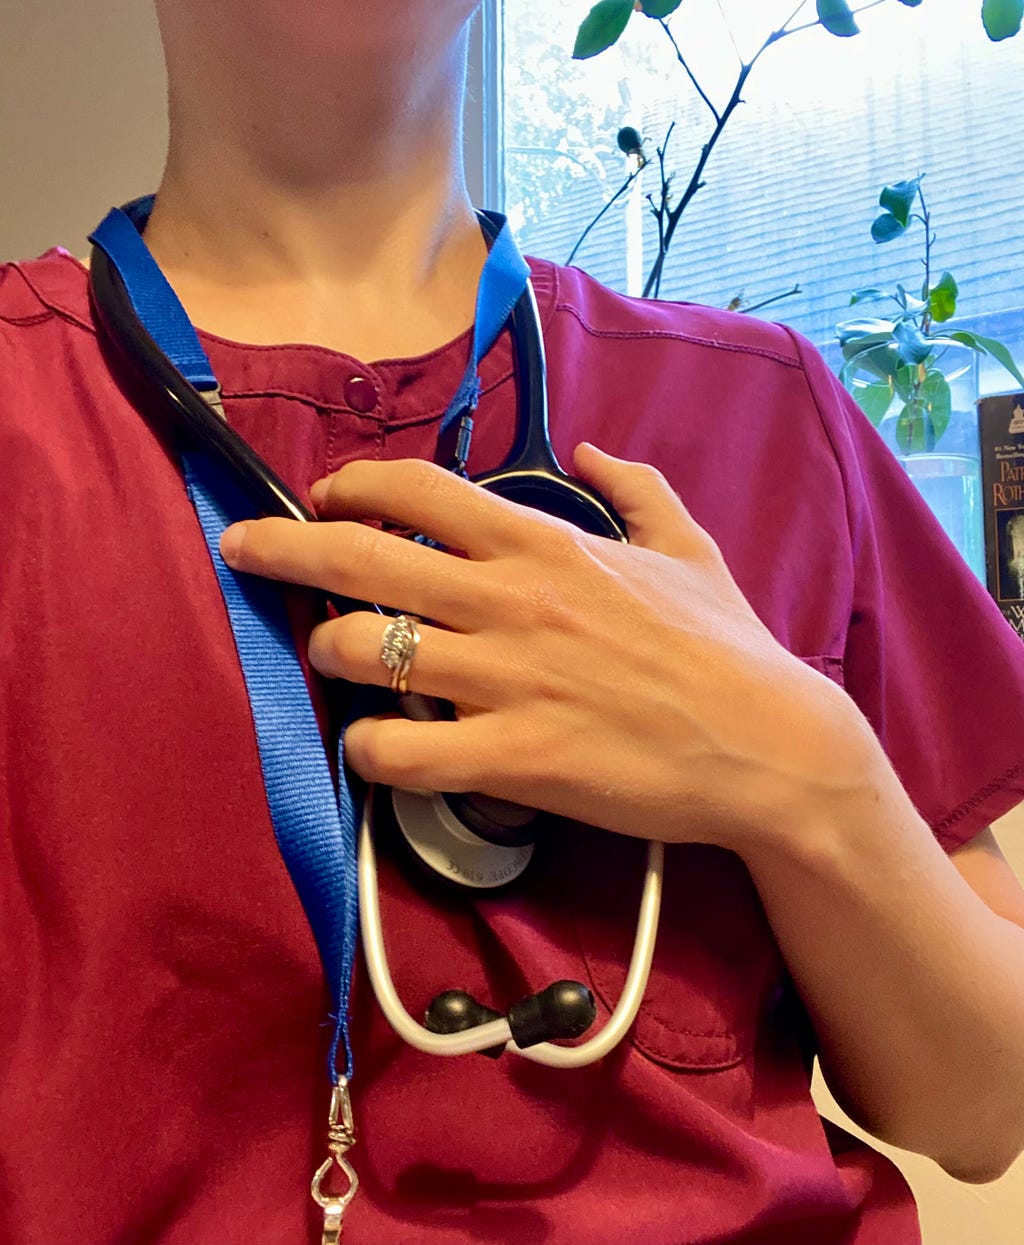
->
[88,218,626,551]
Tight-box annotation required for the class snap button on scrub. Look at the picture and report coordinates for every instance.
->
[344,374,378,413]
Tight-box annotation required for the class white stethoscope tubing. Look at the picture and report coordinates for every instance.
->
[358,789,665,1066]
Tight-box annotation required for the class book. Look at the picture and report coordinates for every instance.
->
[979,391,1024,639]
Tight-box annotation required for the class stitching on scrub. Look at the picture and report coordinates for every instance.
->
[6,262,95,334]
[0,311,52,328]
[536,260,561,338]
[553,301,801,367]
[635,1027,746,1069]
[581,938,750,1046]
[932,763,1024,843]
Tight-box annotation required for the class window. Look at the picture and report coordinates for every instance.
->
[500,0,1024,389]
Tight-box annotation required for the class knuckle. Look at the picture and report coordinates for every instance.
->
[401,457,451,497]
[330,521,378,577]
[509,573,575,631]
[632,460,667,486]
[628,460,672,498]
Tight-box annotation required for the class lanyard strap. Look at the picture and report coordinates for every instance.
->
[89,196,530,1083]
[184,449,360,1080]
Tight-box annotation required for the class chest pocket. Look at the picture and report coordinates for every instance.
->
[572,653,844,1072]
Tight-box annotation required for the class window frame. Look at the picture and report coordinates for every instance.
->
[464,0,505,211]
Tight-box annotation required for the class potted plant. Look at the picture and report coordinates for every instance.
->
[836,174,1024,578]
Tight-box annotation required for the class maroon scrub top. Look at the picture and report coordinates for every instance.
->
[2,247,1023,1245]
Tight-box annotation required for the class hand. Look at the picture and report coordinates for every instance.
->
[219,444,865,852]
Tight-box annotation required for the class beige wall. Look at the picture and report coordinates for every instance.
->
[0,1,167,261]
[2,4,1023,1241]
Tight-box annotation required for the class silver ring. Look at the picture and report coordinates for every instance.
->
[379,614,421,695]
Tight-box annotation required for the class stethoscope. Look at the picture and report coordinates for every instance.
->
[88,198,664,1067]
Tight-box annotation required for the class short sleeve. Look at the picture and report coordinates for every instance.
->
[790,329,1024,852]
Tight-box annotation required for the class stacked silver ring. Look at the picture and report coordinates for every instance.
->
[379,614,422,695]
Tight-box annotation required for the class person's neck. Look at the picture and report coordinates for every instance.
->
[140,22,487,362]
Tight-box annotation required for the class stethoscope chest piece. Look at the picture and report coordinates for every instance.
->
[390,786,535,891]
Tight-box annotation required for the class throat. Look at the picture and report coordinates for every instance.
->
[163,276,477,362]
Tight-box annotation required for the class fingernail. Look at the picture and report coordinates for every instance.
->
[309,478,329,508]
[220,522,250,563]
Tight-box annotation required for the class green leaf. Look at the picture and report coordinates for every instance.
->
[837,317,897,345]
[928,271,959,323]
[840,341,900,386]
[849,287,891,305]
[879,177,921,227]
[949,330,1024,388]
[897,283,927,314]
[854,381,894,426]
[922,369,952,441]
[871,212,908,243]
[982,0,1024,41]
[573,0,634,59]
[638,0,684,16]
[816,0,860,36]
[894,319,932,364]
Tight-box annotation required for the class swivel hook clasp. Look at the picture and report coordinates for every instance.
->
[311,1077,359,1245]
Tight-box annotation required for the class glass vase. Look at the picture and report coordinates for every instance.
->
[849,343,983,581]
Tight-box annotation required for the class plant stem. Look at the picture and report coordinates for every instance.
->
[657,20,720,122]
[566,169,640,266]
[776,1,813,39]
[919,184,932,334]
[641,0,872,299]
[740,283,802,314]
[641,56,752,297]
[714,0,744,65]
[648,124,675,299]
[784,0,889,37]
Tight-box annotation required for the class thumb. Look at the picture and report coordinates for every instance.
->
[572,442,696,556]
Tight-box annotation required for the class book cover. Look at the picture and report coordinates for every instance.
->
[979,391,1024,639]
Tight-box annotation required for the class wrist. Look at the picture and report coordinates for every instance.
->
[730,669,912,871]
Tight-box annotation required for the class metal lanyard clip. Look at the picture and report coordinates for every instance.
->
[311,1077,359,1244]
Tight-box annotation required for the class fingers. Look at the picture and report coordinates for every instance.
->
[344,714,487,793]
[309,458,550,559]
[571,442,698,558]
[310,611,504,706]
[220,516,494,630]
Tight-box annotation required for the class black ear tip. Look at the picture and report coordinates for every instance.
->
[507,980,597,1048]
[424,989,501,1035]
[546,980,598,1036]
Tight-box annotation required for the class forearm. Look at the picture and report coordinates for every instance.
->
[742,699,1024,1182]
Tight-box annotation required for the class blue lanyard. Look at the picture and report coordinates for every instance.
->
[89,196,530,1082]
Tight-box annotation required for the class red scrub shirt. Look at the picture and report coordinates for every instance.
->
[2,247,1023,1245]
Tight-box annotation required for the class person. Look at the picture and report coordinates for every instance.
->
[2,3,1024,1242]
